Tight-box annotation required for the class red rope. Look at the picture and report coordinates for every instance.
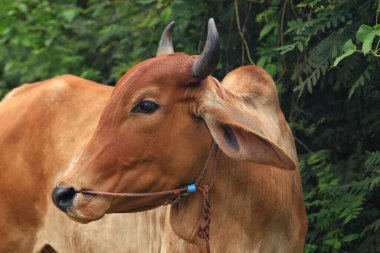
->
[197,185,211,253]
[79,187,188,198]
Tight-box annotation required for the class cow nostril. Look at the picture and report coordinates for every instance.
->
[52,186,76,213]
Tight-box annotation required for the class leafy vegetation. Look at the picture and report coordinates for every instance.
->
[0,0,379,252]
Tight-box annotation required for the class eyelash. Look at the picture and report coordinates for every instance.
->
[131,100,159,114]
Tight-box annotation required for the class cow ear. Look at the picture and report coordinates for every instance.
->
[199,98,296,170]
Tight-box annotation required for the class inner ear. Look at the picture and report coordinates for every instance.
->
[222,125,240,151]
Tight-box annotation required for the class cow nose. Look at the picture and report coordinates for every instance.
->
[52,186,76,212]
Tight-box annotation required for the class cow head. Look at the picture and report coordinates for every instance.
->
[52,19,295,223]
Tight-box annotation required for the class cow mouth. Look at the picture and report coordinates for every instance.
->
[63,191,111,223]
[66,201,159,223]
[66,211,105,224]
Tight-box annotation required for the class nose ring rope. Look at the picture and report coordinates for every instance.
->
[78,142,217,253]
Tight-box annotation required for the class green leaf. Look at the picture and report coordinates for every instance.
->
[274,44,296,54]
[296,41,304,52]
[362,35,375,55]
[356,25,375,55]
[348,86,356,99]
[264,64,277,76]
[324,238,341,249]
[332,54,347,67]
[257,57,267,67]
[259,23,276,40]
[275,82,287,94]
[62,9,77,23]
[373,24,380,36]
[160,7,172,23]
[137,0,156,4]
[332,40,357,67]
[342,39,357,53]
[356,25,373,42]
[17,3,28,14]
[342,233,360,242]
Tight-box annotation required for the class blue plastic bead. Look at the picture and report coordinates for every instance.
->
[187,184,197,193]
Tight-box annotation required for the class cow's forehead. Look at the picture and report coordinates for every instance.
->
[114,53,195,95]
[97,53,197,124]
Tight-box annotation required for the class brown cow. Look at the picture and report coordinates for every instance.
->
[53,19,307,252]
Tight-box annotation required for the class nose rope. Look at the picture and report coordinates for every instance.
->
[78,142,216,253]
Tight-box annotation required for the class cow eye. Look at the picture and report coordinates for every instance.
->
[131,100,159,114]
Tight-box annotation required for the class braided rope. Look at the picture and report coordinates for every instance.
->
[197,185,211,253]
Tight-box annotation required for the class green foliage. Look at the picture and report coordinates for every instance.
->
[0,0,379,252]
[356,25,378,55]
[333,23,380,69]
[302,151,380,252]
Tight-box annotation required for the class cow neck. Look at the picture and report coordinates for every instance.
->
[169,143,220,246]
[170,150,264,251]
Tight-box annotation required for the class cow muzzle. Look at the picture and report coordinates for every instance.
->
[52,186,76,212]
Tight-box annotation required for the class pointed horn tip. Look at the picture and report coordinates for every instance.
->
[156,21,176,56]
[207,18,219,40]
[191,18,220,79]
[165,21,175,33]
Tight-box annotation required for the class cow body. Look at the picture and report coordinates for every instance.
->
[53,67,307,252]
[0,75,185,252]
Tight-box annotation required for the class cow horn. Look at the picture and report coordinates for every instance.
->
[192,18,220,79]
[156,21,175,56]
